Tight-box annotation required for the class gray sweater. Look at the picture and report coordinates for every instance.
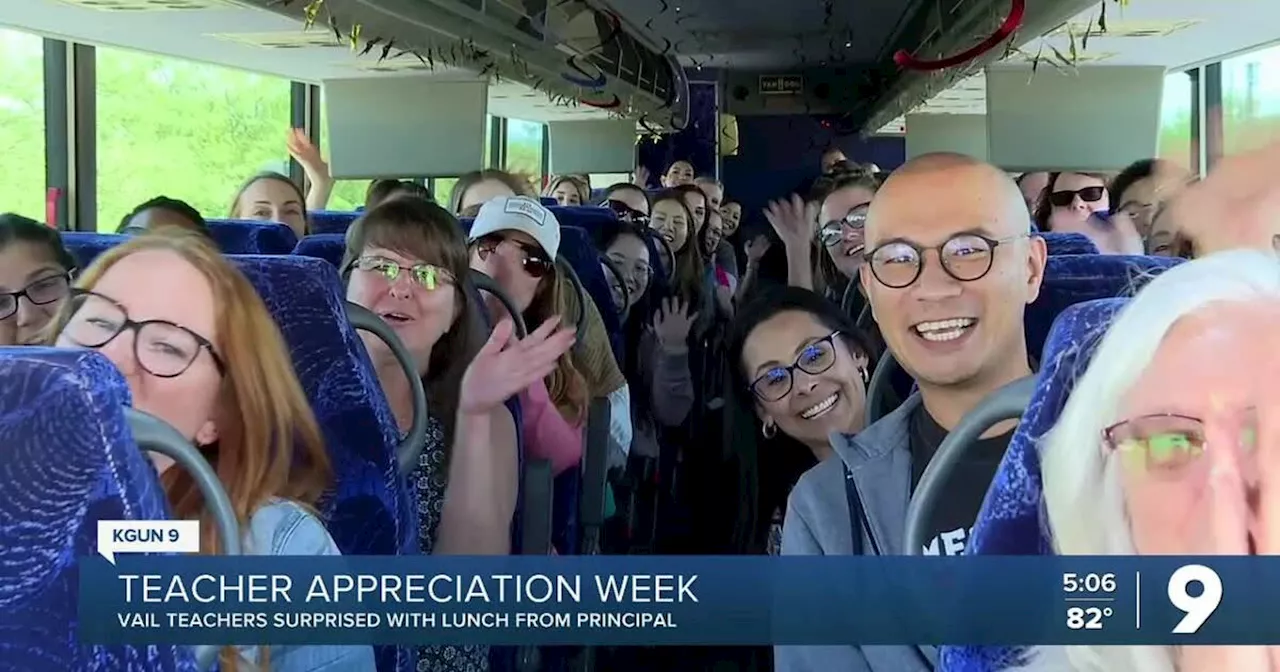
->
[774,393,936,672]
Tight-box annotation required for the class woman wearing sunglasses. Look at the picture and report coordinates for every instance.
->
[1034,171,1147,255]
[467,195,591,469]
[50,232,373,671]
[0,213,76,346]
[1032,171,1110,232]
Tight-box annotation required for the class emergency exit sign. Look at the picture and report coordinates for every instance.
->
[759,74,803,95]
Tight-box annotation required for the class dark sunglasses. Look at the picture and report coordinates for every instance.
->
[1048,186,1106,208]
[606,199,649,226]
[475,234,555,278]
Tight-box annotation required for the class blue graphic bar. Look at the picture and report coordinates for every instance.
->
[77,556,1280,646]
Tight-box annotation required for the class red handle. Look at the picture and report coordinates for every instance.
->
[894,0,1025,71]
[46,187,62,228]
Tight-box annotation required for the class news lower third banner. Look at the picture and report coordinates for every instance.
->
[75,554,1280,647]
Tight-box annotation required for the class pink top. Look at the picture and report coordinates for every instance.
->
[518,379,584,476]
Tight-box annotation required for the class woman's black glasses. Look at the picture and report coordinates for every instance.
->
[1048,186,1106,208]
[0,272,72,320]
[60,289,226,378]
[864,232,1026,289]
[750,331,841,402]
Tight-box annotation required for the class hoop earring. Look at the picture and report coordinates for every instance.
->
[761,420,777,439]
[858,367,869,385]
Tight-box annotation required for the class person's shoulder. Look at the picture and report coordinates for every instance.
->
[247,499,341,557]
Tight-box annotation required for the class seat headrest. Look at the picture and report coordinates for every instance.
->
[1026,254,1182,363]
[309,210,359,235]
[971,297,1131,557]
[547,205,616,231]
[293,233,347,269]
[206,219,298,255]
[942,297,1130,670]
[62,232,127,269]
[558,225,621,334]
[228,255,410,557]
[1039,231,1099,256]
[0,347,193,668]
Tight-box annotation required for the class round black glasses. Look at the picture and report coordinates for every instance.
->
[864,233,1028,289]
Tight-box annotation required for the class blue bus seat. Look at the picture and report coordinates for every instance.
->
[464,274,536,557]
[940,298,1129,671]
[293,233,347,268]
[538,197,557,207]
[310,210,359,235]
[1039,231,1099,256]
[62,232,127,268]
[1026,254,1182,364]
[0,347,198,671]
[559,226,623,346]
[206,219,298,255]
[230,255,413,672]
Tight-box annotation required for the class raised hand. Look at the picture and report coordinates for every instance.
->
[652,296,698,351]
[459,316,576,416]
[763,194,818,250]
[633,165,652,189]
[286,128,329,179]
[745,234,772,263]
[1165,139,1280,256]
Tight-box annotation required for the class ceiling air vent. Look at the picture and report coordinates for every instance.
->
[211,30,344,49]
[55,0,240,9]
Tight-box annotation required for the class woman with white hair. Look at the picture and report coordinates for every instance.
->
[1010,248,1280,672]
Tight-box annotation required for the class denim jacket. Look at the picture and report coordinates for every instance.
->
[236,500,376,671]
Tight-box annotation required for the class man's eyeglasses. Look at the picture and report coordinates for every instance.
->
[750,332,842,402]
[1048,186,1106,208]
[59,289,225,378]
[0,272,72,320]
[474,234,555,278]
[864,232,1026,289]
[351,256,454,291]
[818,204,869,248]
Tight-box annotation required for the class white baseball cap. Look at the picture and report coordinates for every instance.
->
[468,195,560,259]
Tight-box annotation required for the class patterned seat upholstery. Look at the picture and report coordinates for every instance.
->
[1026,254,1182,363]
[940,298,1129,671]
[62,232,127,269]
[309,211,359,236]
[293,233,347,269]
[206,219,298,255]
[1039,231,1099,256]
[0,347,198,671]
[229,255,413,672]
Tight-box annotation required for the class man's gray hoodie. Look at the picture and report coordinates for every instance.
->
[774,393,936,672]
